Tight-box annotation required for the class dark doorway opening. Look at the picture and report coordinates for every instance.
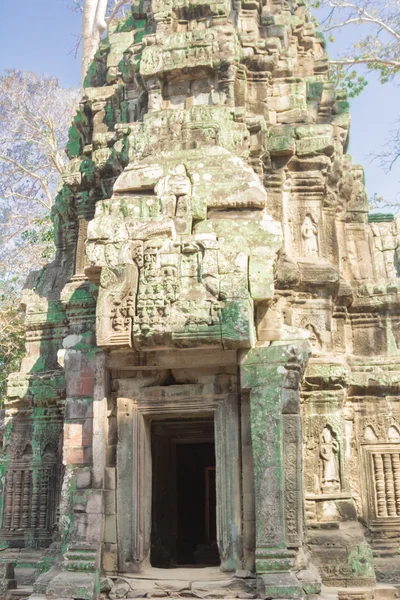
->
[177,441,217,565]
[150,418,219,568]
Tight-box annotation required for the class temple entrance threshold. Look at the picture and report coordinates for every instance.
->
[151,418,219,568]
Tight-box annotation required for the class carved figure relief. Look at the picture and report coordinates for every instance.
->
[320,426,340,493]
[75,219,89,276]
[305,323,322,354]
[301,214,319,257]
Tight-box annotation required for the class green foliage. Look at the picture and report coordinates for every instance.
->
[21,215,56,263]
[330,67,368,97]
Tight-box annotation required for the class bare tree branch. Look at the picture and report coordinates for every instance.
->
[105,0,131,27]
[320,1,400,41]
[0,70,79,293]
[309,0,400,81]
[0,153,53,208]
[330,58,400,68]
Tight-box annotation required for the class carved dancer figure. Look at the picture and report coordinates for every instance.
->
[320,427,340,492]
[305,324,322,353]
[301,215,319,257]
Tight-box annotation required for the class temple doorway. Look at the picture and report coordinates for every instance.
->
[150,418,219,568]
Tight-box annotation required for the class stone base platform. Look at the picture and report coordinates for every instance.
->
[313,585,400,600]
[336,586,399,600]
[1,567,396,600]
[9,587,33,599]
[101,567,257,599]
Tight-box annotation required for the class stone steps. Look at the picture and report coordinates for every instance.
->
[9,586,33,599]
[102,573,258,599]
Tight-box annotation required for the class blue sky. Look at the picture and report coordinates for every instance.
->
[0,0,398,204]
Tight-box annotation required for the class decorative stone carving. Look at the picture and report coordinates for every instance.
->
[301,214,319,257]
[0,423,61,546]
[362,444,400,523]
[320,426,340,493]
[305,323,322,354]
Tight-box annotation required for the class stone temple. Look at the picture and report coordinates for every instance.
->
[1,0,400,598]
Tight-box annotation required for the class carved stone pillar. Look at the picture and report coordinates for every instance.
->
[240,343,310,599]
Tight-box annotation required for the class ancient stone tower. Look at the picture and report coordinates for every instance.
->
[1,0,400,598]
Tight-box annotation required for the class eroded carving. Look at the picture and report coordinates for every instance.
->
[320,426,340,493]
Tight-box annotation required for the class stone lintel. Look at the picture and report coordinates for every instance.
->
[106,348,238,370]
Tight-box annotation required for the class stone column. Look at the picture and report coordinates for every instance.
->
[240,342,309,599]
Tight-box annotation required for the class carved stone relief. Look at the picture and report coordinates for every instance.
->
[301,214,319,258]
[320,425,340,494]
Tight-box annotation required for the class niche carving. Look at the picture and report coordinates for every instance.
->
[301,214,319,257]
[320,425,341,494]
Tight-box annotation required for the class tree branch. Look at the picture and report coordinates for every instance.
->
[324,16,400,41]
[322,2,400,42]
[94,0,108,33]
[0,154,53,208]
[330,58,400,68]
[106,0,131,28]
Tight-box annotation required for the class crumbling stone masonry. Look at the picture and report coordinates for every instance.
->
[1,0,400,599]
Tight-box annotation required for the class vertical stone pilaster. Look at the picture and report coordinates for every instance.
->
[282,353,305,549]
[75,218,89,276]
[93,351,107,489]
[248,382,286,557]
[116,397,152,573]
[283,414,303,548]
[215,393,243,572]
[240,342,310,598]
[241,391,256,573]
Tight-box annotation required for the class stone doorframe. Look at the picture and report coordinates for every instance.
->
[115,375,243,574]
